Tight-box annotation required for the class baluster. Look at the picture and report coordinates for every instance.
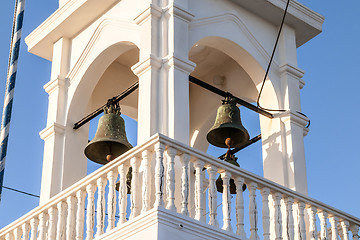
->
[106,170,117,231]
[118,164,129,225]
[307,206,318,240]
[221,171,232,231]
[56,201,66,240]
[339,224,344,239]
[194,159,205,222]
[13,228,21,240]
[350,225,359,240]
[341,221,350,240]
[66,196,76,239]
[273,192,282,240]
[329,216,340,240]
[22,222,30,240]
[30,217,39,240]
[38,212,47,240]
[47,206,57,239]
[180,153,190,216]
[235,177,246,238]
[141,150,151,214]
[85,183,96,240]
[166,147,177,211]
[207,166,218,227]
[297,202,306,240]
[261,188,270,240]
[154,142,165,208]
[318,210,329,240]
[129,157,139,219]
[249,182,259,240]
[95,177,107,238]
[76,189,86,240]
[285,197,295,240]
[5,233,13,240]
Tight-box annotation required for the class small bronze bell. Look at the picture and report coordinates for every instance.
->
[115,167,132,194]
[216,153,246,194]
[84,100,132,165]
[207,98,249,148]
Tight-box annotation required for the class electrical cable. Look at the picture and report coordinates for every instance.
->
[256,0,290,111]
[255,0,310,128]
[3,186,40,198]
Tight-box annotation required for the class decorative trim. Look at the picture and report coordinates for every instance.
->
[279,64,304,79]
[133,4,162,25]
[164,56,196,75]
[166,4,194,23]
[66,18,139,84]
[131,55,162,77]
[277,110,309,129]
[43,77,68,95]
[39,123,66,141]
[190,11,278,68]
[279,64,305,89]
[25,0,121,60]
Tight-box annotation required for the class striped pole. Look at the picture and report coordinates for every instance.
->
[0,0,26,202]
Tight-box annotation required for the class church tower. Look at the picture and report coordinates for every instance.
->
[3,1,359,240]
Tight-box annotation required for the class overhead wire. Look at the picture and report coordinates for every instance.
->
[255,0,310,128]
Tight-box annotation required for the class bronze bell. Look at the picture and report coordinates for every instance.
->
[207,98,249,148]
[216,153,247,194]
[115,167,132,194]
[84,101,132,165]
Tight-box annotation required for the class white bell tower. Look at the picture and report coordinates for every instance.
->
[23,0,324,239]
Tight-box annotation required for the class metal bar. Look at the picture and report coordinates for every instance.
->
[73,81,139,129]
[219,134,262,159]
[0,0,26,203]
[189,76,273,119]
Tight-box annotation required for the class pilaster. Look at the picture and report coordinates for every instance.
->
[261,25,308,194]
[134,1,194,145]
[39,37,70,203]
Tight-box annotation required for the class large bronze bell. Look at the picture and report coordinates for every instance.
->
[84,101,132,165]
[216,153,246,194]
[207,98,249,148]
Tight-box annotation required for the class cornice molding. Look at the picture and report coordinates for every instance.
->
[164,56,196,75]
[39,123,66,141]
[279,64,305,89]
[134,4,162,25]
[166,4,194,23]
[43,76,68,95]
[25,0,121,60]
[131,55,162,77]
[276,110,310,135]
[230,0,324,47]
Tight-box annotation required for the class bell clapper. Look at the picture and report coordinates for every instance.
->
[106,154,114,162]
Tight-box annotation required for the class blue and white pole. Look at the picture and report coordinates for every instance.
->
[0,0,26,201]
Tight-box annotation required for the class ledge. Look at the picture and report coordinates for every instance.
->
[25,0,121,61]
[231,0,324,47]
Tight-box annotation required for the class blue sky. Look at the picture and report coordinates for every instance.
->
[0,0,359,228]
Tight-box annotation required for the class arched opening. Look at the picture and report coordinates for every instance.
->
[188,36,279,175]
[63,42,140,183]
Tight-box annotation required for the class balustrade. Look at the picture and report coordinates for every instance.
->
[0,134,359,240]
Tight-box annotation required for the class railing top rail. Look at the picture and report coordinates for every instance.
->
[1,133,359,236]
[0,134,160,235]
[157,134,360,225]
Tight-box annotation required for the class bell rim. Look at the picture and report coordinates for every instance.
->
[206,126,250,148]
[84,139,133,165]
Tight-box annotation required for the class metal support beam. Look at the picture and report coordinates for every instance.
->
[189,76,273,119]
[73,81,139,129]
